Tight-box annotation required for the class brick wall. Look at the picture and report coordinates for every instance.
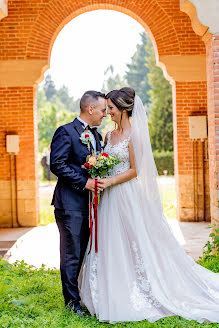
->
[205,34,219,225]
[173,81,210,221]
[0,87,39,226]
[0,0,212,226]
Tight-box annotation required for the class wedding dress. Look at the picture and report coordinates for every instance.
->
[79,97,219,324]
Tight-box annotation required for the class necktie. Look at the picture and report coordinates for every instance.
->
[87,126,97,134]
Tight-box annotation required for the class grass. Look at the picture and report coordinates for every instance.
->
[40,198,55,225]
[0,256,219,328]
[158,177,176,220]
[197,255,219,273]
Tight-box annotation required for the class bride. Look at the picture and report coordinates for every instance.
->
[79,87,219,323]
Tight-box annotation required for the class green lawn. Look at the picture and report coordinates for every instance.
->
[40,199,55,225]
[158,178,176,220]
[0,257,218,328]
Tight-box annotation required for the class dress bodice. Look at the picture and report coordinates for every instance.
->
[104,131,130,177]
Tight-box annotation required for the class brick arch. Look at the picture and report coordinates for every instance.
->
[180,0,211,41]
[46,4,167,65]
[25,0,205,66]
[0,0,212,228]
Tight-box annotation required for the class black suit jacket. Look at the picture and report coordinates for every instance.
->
[50,118,102,211]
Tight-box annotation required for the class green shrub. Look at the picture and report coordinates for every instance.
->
[153,151,174,175]
[197,224,219,273]
[202,224,219,257]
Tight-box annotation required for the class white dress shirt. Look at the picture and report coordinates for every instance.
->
[77,116,96,151]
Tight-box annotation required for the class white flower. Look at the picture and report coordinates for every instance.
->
[80,130,92,150]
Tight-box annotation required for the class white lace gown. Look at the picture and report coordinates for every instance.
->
[79,132,219,323]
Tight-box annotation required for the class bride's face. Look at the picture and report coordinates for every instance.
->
[107,98,121,124]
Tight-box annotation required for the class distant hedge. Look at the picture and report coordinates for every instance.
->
[153,151,174,175]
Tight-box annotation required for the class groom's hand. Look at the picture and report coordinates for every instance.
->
[85,178,95,192]
[85,178,103,193]
[85,178,103,192]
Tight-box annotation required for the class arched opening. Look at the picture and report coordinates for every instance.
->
[37,9,176,226]
[0,0,211,231]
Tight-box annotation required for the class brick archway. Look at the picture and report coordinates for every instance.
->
[0,0,212,227]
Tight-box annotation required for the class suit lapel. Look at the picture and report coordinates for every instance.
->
[73,118,101,152]
[74,118,84,136]
[73,118,94,152]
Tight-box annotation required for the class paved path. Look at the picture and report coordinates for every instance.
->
[1,219,210,269]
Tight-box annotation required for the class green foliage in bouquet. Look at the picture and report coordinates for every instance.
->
[83,153,120,179]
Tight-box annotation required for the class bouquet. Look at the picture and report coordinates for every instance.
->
[82,151,120,253]
[83,152,120,179]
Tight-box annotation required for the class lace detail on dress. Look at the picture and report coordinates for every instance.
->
[104,131,131,177]
[89,254,98,308]
[130,241,161,311]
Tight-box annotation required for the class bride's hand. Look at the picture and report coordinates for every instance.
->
[97,178,113,190]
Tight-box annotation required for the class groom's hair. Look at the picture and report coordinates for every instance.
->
[80,90,105,113]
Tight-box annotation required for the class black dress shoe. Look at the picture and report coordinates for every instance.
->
[73,309,87,317]
[66,301,81,310]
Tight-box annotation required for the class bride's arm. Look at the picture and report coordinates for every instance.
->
[97,141,137,190]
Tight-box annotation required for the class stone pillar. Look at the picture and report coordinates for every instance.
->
[160,55,210,222]
[172,81,210,222]
[205,34,219,226]
[0,86,39,227]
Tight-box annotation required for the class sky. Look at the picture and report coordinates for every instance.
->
[45,10,144,99]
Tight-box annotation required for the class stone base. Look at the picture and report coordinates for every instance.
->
[177,174,210,222]
[0,180,39,228]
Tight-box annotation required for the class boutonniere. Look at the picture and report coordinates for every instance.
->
[80,129,92,151]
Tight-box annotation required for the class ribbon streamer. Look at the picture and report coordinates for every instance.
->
[89,179,98,253]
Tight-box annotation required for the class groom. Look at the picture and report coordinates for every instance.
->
[50,90,106,314]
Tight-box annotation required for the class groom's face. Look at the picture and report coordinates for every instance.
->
[90,97,107,126]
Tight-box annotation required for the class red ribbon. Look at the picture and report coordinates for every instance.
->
[89,179,98,253]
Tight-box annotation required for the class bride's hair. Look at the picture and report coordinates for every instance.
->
[106,87,135,117]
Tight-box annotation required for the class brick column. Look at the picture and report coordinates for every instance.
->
[205,34,219,226]
[0,86,39,227]
[172,81,210,222]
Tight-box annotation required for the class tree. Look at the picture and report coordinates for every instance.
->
[38,75,80,152]
[44,74,56,101]
[37,88,47,109]
[38,103,78,153]
[146,39,173,152]
[125,32,150,106]
[38,103,58,152]
[57,85,77,112]
[102,65,126,94]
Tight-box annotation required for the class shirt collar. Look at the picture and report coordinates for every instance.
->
[77,116,89,128]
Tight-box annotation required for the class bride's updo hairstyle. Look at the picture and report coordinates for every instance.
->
[106,87,135,119]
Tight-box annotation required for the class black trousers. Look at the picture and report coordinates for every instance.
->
[55,209,90,308]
